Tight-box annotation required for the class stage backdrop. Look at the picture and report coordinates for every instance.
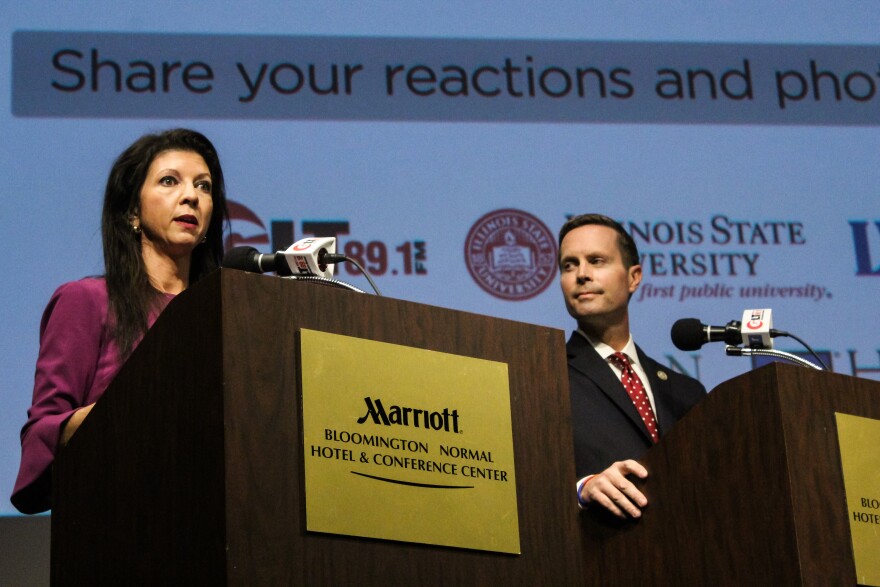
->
[2,2,879,516]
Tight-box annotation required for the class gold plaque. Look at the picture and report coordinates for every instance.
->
[300,329,520,554]
[835,412,880,586]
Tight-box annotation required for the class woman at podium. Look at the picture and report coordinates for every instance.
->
[10,128,229,514]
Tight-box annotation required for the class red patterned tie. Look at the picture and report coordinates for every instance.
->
[609,352,659,444]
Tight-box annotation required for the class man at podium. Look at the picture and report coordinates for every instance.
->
[558,214,706,520]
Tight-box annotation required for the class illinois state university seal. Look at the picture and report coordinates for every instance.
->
[464,209,557,300]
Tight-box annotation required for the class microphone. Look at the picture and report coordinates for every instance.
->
[222,246,282,273]
[223,237,338,279]
[671,318,743,351]
[671,309,776,351]
[673,310,830,370]
[222,238,386,295]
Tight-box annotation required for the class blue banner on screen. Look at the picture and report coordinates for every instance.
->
[13,30,880,125]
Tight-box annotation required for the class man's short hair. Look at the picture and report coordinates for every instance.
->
[558,213,640,269]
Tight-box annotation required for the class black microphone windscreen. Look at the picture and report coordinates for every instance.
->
[222,246,261,273]
[671,318,705,351]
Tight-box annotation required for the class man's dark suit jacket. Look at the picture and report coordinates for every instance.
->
[567,331,707,478]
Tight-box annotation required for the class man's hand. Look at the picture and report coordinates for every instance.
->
[579,459,648,519]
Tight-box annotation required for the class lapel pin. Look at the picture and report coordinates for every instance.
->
[657,370,668,381]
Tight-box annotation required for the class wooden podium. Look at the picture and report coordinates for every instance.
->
[50,269,584,585]
[581,362,880,586]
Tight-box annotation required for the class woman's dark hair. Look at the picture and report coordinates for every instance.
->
[101,128,229,356]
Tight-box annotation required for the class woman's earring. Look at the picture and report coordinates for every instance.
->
[131,222,142,235]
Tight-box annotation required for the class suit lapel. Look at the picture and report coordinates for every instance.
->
[567,333,653,443]
[636,345,674,435]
